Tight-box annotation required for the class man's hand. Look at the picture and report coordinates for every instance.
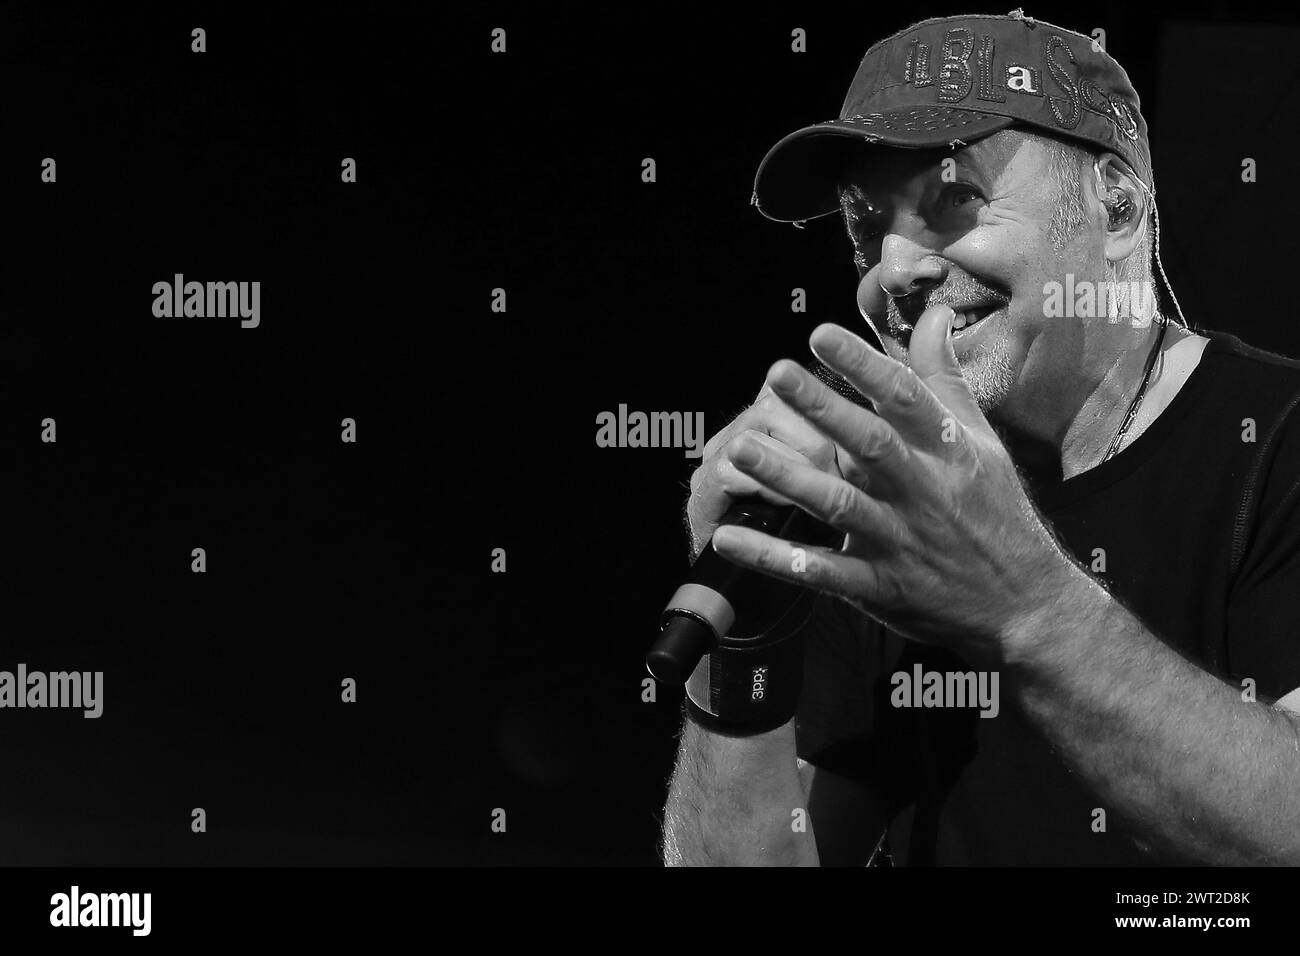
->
[708,305,1300,865]
[685,377,843,559]
[711,304,1076,663]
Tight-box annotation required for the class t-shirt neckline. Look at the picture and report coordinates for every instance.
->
[1027,329,1234,508]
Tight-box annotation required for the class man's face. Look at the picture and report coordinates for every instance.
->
[839,130,1102,417]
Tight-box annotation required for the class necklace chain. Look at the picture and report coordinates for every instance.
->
[1102,318,1170,464]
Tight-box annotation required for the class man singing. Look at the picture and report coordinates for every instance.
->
[661,11,1300,865]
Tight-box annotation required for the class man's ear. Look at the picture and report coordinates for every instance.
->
[1093,152,1149,264]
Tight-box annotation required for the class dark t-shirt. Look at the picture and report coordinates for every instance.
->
[795,330,1300,865]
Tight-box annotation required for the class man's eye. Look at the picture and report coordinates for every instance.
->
[944,185,982,208]
[855,223,883,243]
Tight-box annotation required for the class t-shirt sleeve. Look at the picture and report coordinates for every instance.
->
[1228,391,1300,700]
[794,594,915,811]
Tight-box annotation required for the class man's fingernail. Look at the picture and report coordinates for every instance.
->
[768,363,801,392]
[817,326,846,354]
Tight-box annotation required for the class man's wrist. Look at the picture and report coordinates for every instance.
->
[997,556,1109,671]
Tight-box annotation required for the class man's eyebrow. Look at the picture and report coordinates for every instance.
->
[950,140,1013,183]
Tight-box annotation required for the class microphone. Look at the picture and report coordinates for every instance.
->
[645,360,874,686]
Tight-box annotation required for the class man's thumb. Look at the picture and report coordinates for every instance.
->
[909,304,984,425]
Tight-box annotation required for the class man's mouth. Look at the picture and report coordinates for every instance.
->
[948,301,1002,334]
[888,300,1005,338]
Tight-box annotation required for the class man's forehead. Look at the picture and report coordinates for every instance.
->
[838,129,1042,193]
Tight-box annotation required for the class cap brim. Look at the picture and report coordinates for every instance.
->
[752,108,1017,223]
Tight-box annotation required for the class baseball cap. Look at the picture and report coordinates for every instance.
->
[752,9,1153,224]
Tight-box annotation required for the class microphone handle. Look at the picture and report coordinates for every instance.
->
[646,357,871,686]
[646,498,842,686]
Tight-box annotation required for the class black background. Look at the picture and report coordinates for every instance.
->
[5,1,1299,866]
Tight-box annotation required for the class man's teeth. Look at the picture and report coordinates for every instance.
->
[951,307,990,331]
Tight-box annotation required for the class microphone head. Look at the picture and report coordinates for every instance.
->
[806,359,873,410]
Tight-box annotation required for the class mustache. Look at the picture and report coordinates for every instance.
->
[884,275,1011,333]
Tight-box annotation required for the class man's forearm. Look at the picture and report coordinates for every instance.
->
[1004,564,1300,864]
[661,715,818,866]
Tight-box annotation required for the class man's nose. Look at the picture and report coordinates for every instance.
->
[877,233,947,298]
